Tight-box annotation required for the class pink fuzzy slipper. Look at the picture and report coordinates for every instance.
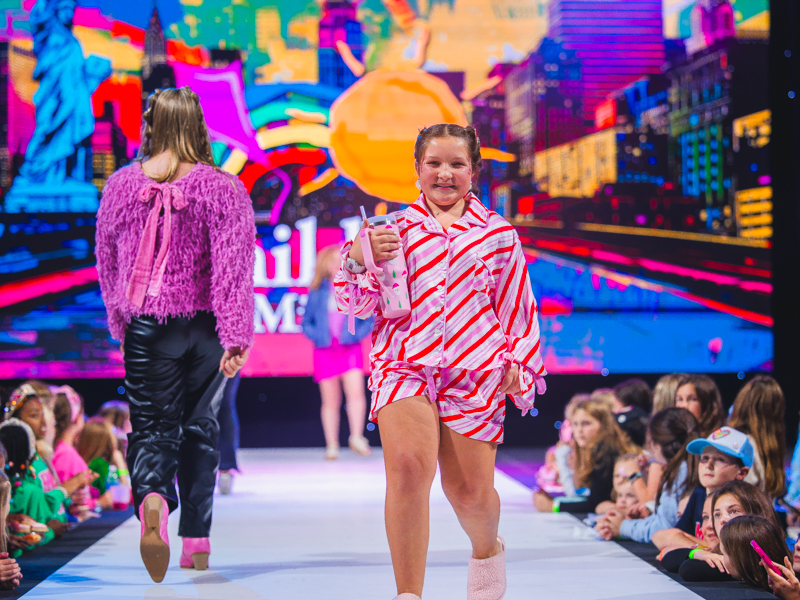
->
[467,536,506,600]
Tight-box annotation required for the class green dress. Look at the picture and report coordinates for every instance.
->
[8,466,67,553]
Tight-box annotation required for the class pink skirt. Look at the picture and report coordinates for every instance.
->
[313,337,364,382]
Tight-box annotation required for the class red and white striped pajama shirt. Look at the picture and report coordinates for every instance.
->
[334,194,546,443]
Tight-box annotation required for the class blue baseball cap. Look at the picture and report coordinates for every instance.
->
[686,426,754,468]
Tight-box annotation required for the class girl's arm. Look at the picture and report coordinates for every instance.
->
[494,233,546,414]
[95,179,126,343]
[208,175,256,351]
[333,241,381,322]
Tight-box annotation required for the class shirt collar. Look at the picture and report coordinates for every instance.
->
[404,193,488,231]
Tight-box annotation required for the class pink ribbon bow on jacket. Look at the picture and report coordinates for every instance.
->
[126,182,189,308]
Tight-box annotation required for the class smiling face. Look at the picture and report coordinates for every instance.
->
[675,383,703,421]
[16,397,46,440]
[571,408,601,449]
[699,447,747,493]
[415,137,474,208]
[714,493,745,536]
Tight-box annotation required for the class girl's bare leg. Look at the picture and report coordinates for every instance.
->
[319,376,343,448]
[341,368,368,439]
[438,423,502,559]
[378,395,440,597]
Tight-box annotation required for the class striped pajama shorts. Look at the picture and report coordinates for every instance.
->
[369,361,507,443]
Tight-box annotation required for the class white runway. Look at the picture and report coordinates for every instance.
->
[22,449,700,599]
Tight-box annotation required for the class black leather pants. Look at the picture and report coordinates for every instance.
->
[124,311,227,538]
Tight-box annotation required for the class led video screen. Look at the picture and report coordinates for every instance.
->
[0,0,771,378]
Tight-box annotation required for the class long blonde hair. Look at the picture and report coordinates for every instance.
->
[309,245,341,291]
[572,399,639,489]
[136,87,217,182]
[653,373,687,413]
[727,376,786,498]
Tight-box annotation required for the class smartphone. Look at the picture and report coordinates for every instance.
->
[751,540,783,576]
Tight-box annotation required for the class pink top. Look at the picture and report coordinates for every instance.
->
[334,195,546,414]
[52,441,89,483]
[95,162,256,350]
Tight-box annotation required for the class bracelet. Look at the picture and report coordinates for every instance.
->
[628,472,644,484]
[117,469,129,477]
[688,548,700,560]
[345,256,366,274]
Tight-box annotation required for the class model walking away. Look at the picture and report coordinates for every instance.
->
[95,86,255,582]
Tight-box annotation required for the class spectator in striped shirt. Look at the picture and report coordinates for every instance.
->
[335,123,546,600]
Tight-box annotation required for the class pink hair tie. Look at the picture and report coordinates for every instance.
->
[49,386,82,423]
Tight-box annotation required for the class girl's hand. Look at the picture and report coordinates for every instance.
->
[46,519,70,538]
[348,220,400,266]
[499,363,521,395]
[220,347,249,378]
[767,557,800,600]
[533,490,554,512]
[694,550,728,572]
[626,502,652,519]
[598,509,624,540]
[62,470,97,496]
[0,554,20,585]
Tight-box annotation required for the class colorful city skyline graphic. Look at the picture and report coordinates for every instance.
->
[0,0,772,378]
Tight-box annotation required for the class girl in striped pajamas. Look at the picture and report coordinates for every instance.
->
[335,124,546,600]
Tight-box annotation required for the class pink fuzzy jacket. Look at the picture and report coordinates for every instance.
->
[95,162,255,350]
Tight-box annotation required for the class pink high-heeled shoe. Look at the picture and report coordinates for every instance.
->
[139,493,170,583]
[180,537,210,570]
[467,536,506,600]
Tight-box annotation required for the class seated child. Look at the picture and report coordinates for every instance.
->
[50,387,95,519]
[97,400,131,457]
[659,480,778,582]
[535,398,638,514]
[76,418,130,510]
[0,445,21,590]
[0,420,93,548]
[595,454,645,515]
[595,407,699,543]
[719,514,792,594]
[652,426,752,550]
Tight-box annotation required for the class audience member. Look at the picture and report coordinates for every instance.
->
[76,418,130,509]
[652,426,752,550]
[551,393,591,498]
[652,373,688,413]
[97,400,131,457]
[658,480,778,582]
[50,387,95,518]
[727,375,786,498]
[675,375,725,438]
[595,454,645,515]
[21,381,55,450]
[595,407,699,543]
[535,399,638,514]
[0,420,91,545]
[719,514,791,593]
[611,379,651,447]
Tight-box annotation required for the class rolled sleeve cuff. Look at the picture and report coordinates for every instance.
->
[503,352,546,416]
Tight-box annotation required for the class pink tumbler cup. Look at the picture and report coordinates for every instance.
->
[359,213,410,319]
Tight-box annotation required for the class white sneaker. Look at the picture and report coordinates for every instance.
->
[218,471,233,495]
[349,436,371,456]
[325,445,340,460]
